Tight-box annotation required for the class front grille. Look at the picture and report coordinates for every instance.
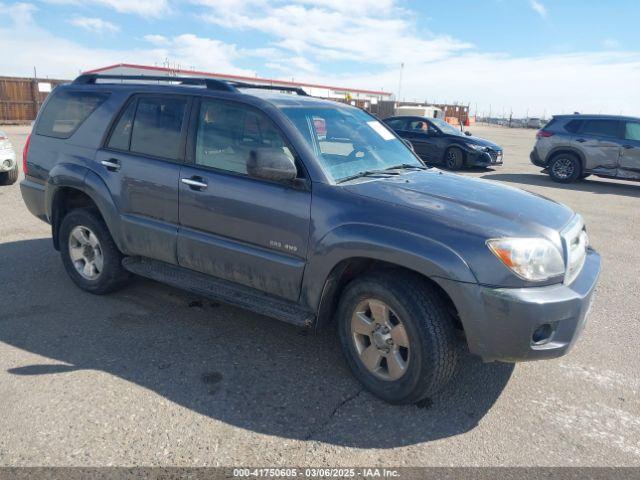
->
[561,214,588,285]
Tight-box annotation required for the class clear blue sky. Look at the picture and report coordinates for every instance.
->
[2,0,639,116]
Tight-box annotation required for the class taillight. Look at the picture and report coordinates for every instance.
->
[22,133,31,176]
[536,130,554,139]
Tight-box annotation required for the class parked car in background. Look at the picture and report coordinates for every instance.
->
[531,114,640,183]
[527,118,543,129]
[21,75,599,404]
[384,116,503,170]
[0,130,18,185]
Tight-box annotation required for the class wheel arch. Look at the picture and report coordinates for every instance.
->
[46,165,122,251]
[305,224,476,331]
[546,147,586,172]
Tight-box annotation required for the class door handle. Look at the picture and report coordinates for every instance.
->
[575,138,586,143]
[181,177,208,190]
[623,144,634,149]
[101,159,120,171]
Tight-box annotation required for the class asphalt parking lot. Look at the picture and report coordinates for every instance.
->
[1,123,639,467]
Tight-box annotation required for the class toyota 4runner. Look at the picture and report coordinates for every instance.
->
[21,74,601,404]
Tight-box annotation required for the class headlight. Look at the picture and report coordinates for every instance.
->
[487,238,565,281]
[466,143,486,151]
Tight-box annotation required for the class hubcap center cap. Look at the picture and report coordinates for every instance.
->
[83,245,95,261]
[372,329,392,351]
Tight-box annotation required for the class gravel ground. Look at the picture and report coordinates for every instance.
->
[0,124,639,467]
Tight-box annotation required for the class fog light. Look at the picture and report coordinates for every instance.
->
[2,159,11,169]
[532,323,554,345]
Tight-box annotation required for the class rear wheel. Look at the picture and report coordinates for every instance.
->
[337,271,458,404]
[59,208,130,294]
[0,165,19,185]
[444,147,464,170]
[549,153,581,183]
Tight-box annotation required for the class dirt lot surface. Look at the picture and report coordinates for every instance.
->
[1,124,639,466]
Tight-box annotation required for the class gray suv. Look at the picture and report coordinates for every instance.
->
[531,114,640,183]
[21,74,600,404]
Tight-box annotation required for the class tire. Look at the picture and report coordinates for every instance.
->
[0,165,19,186]
[548,153,581,183]
[59,207,130,294]
[337,270,458,404]
[444,147,464,170]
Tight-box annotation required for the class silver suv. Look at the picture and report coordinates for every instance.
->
[531,114,640,183]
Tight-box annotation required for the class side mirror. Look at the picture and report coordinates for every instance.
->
[465,131,472,136]
[247,148,297,182]
[402,139,415,152]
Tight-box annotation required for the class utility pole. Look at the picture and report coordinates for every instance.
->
[397,62,404,102]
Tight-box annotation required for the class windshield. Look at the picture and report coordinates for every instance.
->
[430,118,465,136]
[281,106,423,182]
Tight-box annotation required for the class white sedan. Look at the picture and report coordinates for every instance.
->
[0,130,18,185]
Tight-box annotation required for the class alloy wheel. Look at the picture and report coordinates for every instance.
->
[552,157,575,179]
[68,225,104,280]
[350,298,410,381]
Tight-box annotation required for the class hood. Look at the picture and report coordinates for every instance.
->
[462,135,501,150]
[344,169,574,238]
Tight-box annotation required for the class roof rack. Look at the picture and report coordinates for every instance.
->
[73,74,308,96]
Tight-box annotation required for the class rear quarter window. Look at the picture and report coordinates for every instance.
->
[563,119,584,133]
[35,90,109,139]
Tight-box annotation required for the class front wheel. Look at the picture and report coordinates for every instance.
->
[59,208,130,294]
[444,147,464,170]
[337,271,458,404]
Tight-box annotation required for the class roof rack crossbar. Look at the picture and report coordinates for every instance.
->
[73,73,309,96]
[229,81,308,96]
[73,74,238,92]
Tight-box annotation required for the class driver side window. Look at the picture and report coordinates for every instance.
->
[195,99,294,175]
[408,120,430,133]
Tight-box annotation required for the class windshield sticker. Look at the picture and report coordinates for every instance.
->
[367,121,395,141]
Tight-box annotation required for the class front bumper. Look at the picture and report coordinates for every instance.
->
[439,249,601,362]
[0,147,16,172]
[466,149,503,167]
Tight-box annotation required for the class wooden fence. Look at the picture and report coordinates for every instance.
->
[0,76,68,123]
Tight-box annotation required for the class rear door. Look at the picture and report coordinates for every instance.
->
[96,94,191,264]
[177,97,311,301]
[574,118,623,171]
[619,120,640,179]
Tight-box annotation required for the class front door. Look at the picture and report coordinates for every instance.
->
[96,94,190,264]
[403,119,437,163]
[619,121,640,179]
[177,97,311,301]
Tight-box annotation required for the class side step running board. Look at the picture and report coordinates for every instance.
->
[122,257,315,328]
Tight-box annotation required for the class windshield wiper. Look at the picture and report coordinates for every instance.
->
[384,163,429,171]
[336,169,401,184]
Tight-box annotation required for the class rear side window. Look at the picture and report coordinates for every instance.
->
[624,122,640,141]
[563,119,583,133]
[581,119,620,138]
[129,97,187,160]
[385,118,407,130]
[36,90,109,139]
[107,101,136,151]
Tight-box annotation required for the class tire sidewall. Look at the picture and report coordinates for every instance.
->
[549,154,580,183]
[59,208,126,294]
[337,277,432,404]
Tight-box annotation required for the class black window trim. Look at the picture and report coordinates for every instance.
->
[102,92,193,165]
[35,89,111,140]
[185,96,310,189]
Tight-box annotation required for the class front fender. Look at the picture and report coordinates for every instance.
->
[301,223,478,311]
